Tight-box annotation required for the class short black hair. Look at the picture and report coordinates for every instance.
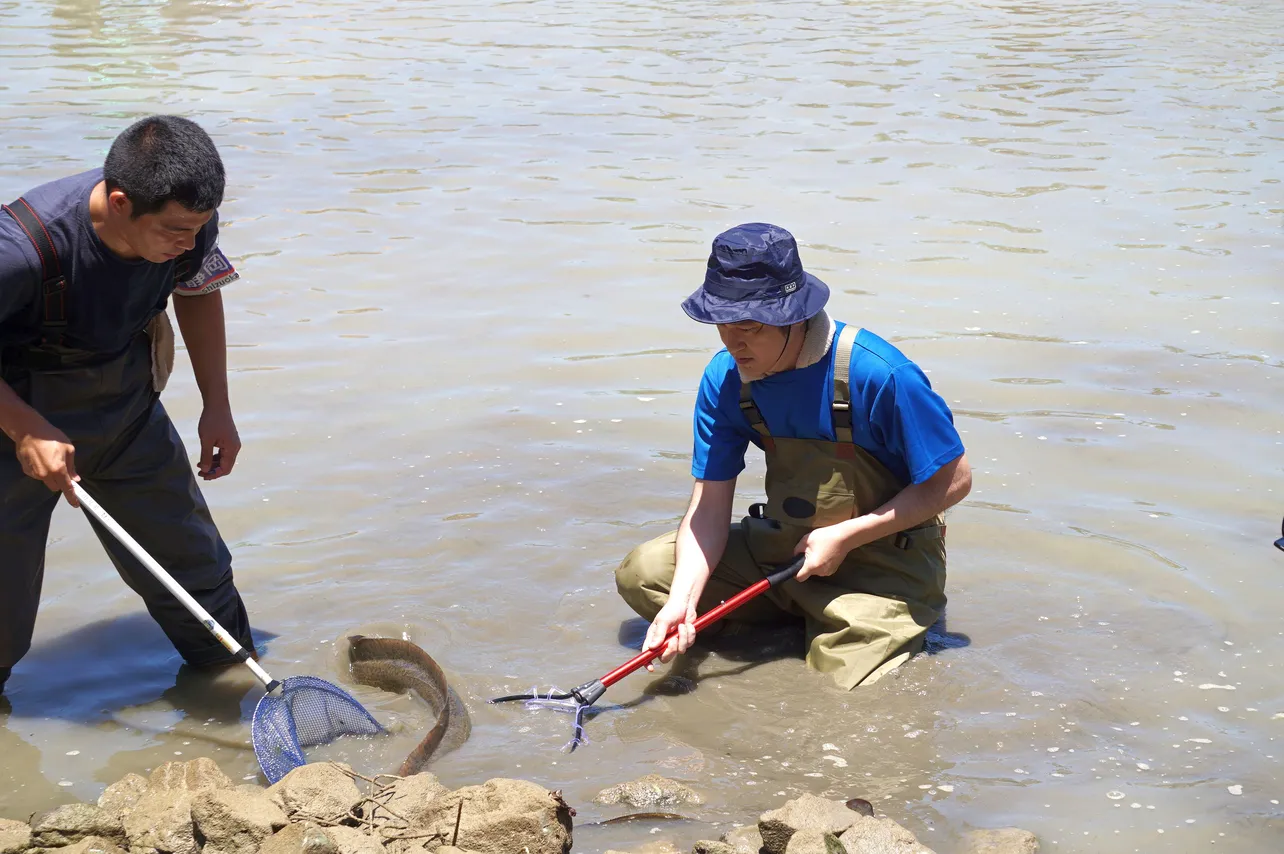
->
[103,115,225,218]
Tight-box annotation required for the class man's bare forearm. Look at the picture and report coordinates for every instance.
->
[0,377,44,442]
[172,290,230,408]
[670,478,737,610]
[832,453,972,551]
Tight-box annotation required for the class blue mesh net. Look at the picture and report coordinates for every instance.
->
[251,675,384,784]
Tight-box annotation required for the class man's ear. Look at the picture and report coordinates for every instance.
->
[107,188,134,218]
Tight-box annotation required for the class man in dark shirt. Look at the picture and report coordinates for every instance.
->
[0,115,254,694]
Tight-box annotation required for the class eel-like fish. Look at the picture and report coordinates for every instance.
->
[347,634,471,776]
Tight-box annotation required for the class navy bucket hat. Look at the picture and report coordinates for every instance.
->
[682,222,829,326]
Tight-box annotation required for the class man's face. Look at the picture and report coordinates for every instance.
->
[718,320,789,374]
[112,191,213,263]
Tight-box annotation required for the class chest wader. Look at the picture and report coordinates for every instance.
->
[0,197,253,677]
[614,326,947,690]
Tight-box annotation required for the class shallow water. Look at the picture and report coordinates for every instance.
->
[1,0,1281,851]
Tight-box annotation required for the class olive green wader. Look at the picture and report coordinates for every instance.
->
[616,325,948,690]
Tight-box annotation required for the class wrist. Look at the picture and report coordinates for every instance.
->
[836,515,877,552]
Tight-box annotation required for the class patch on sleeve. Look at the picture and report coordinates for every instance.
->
[173,247,239,296]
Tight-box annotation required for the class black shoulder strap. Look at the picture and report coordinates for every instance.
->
[2,197,68,346]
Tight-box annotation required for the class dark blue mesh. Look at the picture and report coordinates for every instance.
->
[251,676,383,784]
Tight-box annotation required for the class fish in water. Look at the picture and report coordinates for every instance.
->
[346,635,471,776]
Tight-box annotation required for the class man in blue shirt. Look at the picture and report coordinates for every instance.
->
[616,223,972,689]
[0,116,254,695]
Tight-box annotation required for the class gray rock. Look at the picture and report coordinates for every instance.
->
[122,790,197,854]
[32,804,125,848]
[594,775,703,808]
[97,774,150,821]
[191,787,289,854]
[785,831,847,854]
[398,778,573,854]
[55,836,128,854]
[266,763,362,823]
[838,815,934,854]
[759,795,861,854]
[694,842,739,854]
[325,826,386,854]
[258,822,339,854]
[0,819,32,854]
[959,828,1039,854]
[366,772,449,827]
[148,757,233,793]
[722,824,765,854]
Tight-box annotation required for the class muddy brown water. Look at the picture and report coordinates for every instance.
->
[1,1,1281,852]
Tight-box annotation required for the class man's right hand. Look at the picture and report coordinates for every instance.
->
[15,423,79,507]
[643,598,698,671]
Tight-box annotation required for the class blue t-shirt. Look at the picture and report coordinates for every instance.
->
[0,169,228,355]
[692,322,965,486]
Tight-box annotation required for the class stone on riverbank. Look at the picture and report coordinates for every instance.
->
[258,822,337,854]
[97,774,149,820]
[191,786,289,854]
[838,815,934,853]
[0,819,32,854]
[122,789,199,854]
[55,836,128,854]
[266,763,362,823]
[32,804,125,848]
[759,795,862,854]
[785,830,847,854]
[365,772,449,827]
[149,758,234,794]
[387,778,572,854]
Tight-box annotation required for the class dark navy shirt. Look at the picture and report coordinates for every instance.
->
[0,169,233,355]
[692,322,965,486]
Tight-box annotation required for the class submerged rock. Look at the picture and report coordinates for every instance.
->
[721,824,766,854]
[594,775,704,808]
[960,828,1039,854]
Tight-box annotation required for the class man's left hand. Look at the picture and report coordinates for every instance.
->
[198,405,241,480]
[794,524,857,582]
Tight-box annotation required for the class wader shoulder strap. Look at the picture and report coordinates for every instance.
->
[738,380,775,452]
[831,324,859,446]
[2,197,68,346]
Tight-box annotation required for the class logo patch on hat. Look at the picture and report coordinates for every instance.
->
[781,280,799,295]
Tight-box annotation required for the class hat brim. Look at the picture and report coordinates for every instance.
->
[681,273,829,325]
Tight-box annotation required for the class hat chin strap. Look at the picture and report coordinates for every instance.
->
[760,321,802,379]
